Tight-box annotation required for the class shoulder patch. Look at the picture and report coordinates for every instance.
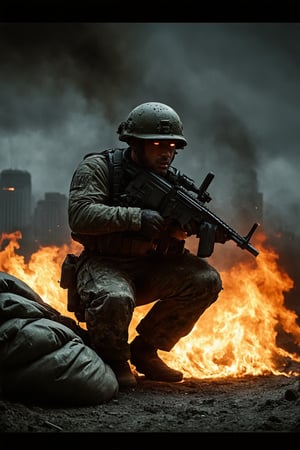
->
[70,173,91,190]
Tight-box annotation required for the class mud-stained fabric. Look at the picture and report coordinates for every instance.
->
[68,151,141,235]
[0,271,119,406]
[76,250,222,359]
[76,255,135,362]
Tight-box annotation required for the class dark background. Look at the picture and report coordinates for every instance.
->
[1,19,300,313]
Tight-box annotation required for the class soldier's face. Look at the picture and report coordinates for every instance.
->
[132,140,177,174]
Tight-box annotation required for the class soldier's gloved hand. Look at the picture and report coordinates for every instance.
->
[141,209,165,239]
[167,221,188,241]
[184,219,199,236]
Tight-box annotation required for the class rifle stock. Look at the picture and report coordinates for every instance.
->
[123,166,259,258]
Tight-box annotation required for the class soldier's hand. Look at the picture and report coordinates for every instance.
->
[167,220,188,241]
[141,209,165,239]
[184,219,199,236]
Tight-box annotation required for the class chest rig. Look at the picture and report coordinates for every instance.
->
[84,148,132,206]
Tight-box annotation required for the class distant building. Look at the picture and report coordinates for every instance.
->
[33,192,71,247]
[0,169,71,256]
[0,169,32,233]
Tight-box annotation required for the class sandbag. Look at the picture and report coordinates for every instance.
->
[0,271,119,405]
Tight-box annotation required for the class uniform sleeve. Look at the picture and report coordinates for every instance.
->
[68,154,141,234]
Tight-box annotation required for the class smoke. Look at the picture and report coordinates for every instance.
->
[0,22,299,239]
[0,23,145,121]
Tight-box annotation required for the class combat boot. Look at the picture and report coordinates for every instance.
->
[130,335,183,382]
[109,360,137,389]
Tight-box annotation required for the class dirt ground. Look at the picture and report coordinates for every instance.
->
[1,366,300,439]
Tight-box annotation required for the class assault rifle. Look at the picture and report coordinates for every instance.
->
[121,164,259,258]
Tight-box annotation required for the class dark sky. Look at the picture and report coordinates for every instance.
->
[1,22,299,238]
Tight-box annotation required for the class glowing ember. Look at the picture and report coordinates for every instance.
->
[1,230,300,379]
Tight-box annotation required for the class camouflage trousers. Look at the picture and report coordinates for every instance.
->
[76,250,222,363]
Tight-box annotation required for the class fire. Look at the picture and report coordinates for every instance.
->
[156,233,300,378]
[0,231,82,316]
[1,230,300,379]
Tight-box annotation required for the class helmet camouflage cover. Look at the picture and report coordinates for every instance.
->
[117,102,187,148]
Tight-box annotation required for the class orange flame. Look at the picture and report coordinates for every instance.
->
[0,231,81,316]
[1,230,300,379]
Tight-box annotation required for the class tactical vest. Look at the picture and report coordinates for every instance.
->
[71,147,186,257]
[84,147,130,206]
[84,147,197,207]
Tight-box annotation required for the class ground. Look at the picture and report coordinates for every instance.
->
[1,369,300,439]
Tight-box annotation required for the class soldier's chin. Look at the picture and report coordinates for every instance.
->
[155,164,169,174]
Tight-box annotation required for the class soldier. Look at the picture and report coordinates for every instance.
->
[67,102,224,388]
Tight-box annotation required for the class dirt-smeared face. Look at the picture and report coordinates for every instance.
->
[131,140,177,175]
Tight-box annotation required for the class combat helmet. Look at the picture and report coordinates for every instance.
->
[117,102,187,148]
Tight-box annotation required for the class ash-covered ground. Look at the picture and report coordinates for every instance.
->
[1,369,300,437]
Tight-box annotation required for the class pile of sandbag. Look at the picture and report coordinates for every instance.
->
[0,271,118,406]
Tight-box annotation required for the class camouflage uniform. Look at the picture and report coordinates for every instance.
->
[68,151,222,363]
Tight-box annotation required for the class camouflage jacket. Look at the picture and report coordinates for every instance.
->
[68,148,185,256]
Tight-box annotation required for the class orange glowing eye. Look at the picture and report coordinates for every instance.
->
[152,141,176,149]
